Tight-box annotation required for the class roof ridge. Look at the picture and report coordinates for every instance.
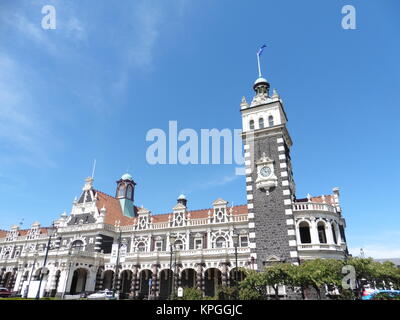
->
[93,189,116,199]
[153,204,248,216]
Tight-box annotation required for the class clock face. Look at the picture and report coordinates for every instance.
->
[260,166,272,178]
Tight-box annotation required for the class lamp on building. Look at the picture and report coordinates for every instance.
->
[168,233,177,300]
[35,223,56,299]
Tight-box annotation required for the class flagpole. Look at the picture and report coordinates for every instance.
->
[257,53,262,78]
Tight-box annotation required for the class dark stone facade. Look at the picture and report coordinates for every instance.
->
[244,123,299,268]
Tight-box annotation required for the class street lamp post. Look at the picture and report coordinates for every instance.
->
[168,234,177,300]
[112,228,122,299]
[61,248,75,300]
[24,251,38,298]
[35,224,56,299]
[232,232,239,298]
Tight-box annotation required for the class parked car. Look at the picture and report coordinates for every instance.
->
[87,289,117,300]
[362,289,400,300]
[0,287,12,298]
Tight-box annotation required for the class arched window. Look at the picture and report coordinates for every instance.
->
[117,184,126,198]
[259,118,264,129]
[249,120,254,130]
[268,115,274,127]
[215,237,226,248]
[299,221,311,244]
[331,223,337,244]
[126,185,133,200]
[317,222,327,244]
[71,240,84,251]
[174,240,184,250]
[137,242,146,252]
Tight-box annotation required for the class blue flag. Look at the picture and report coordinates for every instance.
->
[257,44,267,56]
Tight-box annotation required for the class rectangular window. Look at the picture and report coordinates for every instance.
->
[195,239,203,250]
[155,241,163,252]
[239,236,248,247]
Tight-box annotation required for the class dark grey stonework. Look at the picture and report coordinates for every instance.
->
[244,124,298,268]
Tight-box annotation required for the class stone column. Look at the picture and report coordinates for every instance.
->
[95,268,104,291]
[326,222,334,245]
[220,263,228,287]
[131,264,139,299]
[150,264,159,299]
[310,219,319,244]
[9,268,17,292]
[196,263,204,294]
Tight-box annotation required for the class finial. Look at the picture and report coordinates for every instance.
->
[272,88,279,99]
[240,96,249,109]
[307,193,311,201]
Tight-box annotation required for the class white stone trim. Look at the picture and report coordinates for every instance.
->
[290,251,298,258]
[281,171,288,177]
[248,222,255,229]
[248,212,254,219]
[283,189,291,196]
[289,240,297,247]
[278,146,285,152]
[245,168,252,175]
[246,185,253,191]
[279,154,286,160]
[246,176,252,182]
[247,203,253,209]
[249,232,256,238]
[247,194,253,200]
[244,144,250,150]
[249,242,257,249]
[286,219,294,225]
[285,209,293,215]
[282,180,289,186]
[244,152,251,158]
[245,159,251,166]
[277,138,284,143]
[280,162,287,169]
[284,199,292,205]
[288,229,295,236]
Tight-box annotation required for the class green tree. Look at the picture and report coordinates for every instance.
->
[263,263,297,300]
[296,259,343,300]
[182,287,204,300]
[238,270,268,300]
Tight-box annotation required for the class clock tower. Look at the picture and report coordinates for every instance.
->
[241,74,299,269]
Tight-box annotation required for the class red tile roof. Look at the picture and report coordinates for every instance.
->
[94,189,248,226]
[95,190,137,226]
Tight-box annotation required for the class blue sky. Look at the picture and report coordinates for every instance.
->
[0,0,399,258]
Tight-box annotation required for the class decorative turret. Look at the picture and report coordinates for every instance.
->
[177,194,187,207]
[116,173,136,218]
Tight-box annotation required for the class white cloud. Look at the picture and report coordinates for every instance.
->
[0,53,56,168]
